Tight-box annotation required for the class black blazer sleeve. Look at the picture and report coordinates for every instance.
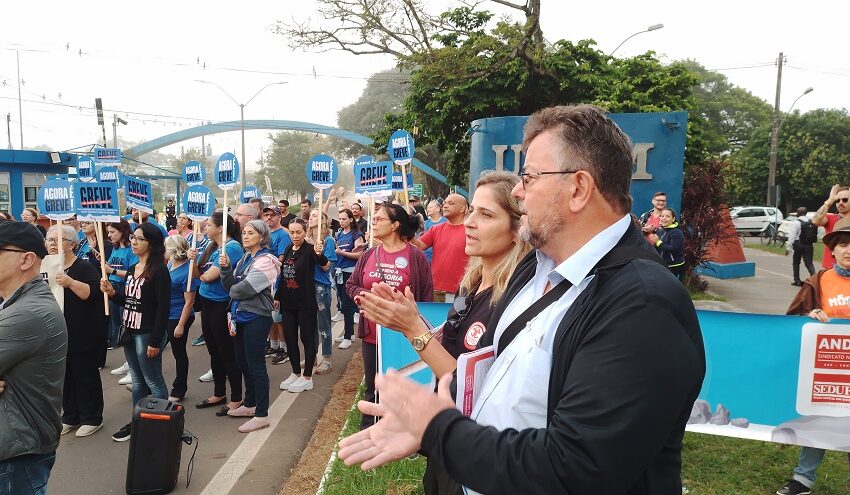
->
[421,265,704,494]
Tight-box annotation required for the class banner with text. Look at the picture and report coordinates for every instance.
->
[96,166,123,187]
[125,176,153,213]
[183,160,206,186]
[76,156,95,182]
[354,158,392,198]
[392,172,415,192]
[182,185,216,222]
[240,185,260,204]
[307,154,339,190]
[73,181,120,222]
[37,179,75,221]
[214,153,240,190]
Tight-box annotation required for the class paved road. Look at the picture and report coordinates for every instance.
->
[700,240,826,315]
[50,318,357,495]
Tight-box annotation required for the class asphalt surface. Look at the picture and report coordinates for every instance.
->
[698,238,825,315]
[49,317,357,495]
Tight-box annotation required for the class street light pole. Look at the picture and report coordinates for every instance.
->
[196,80,287,190]
[766,52,785,207]
[609,24,664,56]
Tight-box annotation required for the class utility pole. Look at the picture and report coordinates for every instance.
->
[6,113,11,149]
[16,50,23,149]
[240,104,246,189]
[767,52,785,207]
[200,121,206,165]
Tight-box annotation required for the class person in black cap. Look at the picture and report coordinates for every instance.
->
[165,198,177,231]
[0,221,68,493]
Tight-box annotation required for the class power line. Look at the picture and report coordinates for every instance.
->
[708,62,776,71]
[786,65,850,78]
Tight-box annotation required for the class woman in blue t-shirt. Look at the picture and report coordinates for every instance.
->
[105,220,137,351]
[164,235,200,402]
[190,212,244,416]
[308,210,337,375]
[333,208,365,349]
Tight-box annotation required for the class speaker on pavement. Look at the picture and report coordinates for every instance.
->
[126,397,185,495]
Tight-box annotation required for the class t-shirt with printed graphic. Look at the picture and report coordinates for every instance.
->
[114,262,171,347]
[820,269,850,319]
[418,221,469,293]
[357,244,414,344]
[276,243,326,311]
[823,213,844,269]
[439,286,494,358]
[107,245,138,284]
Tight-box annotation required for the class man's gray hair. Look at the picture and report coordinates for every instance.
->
[239,204,261,220]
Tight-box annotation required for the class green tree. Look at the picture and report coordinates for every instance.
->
[678,60,773,157]
[726,109,850,211]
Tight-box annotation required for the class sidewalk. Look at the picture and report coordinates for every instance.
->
[694,245,820,315]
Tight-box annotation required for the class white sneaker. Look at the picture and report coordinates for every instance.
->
[75,423,103,437]
[110,362,129,375]
[331,312,344,322]
[287,377,314,393]
[338,339,352,350]
[279,373,299,390]
[199,369,214,382]
[118,373,133,385]
[334,336,344,343]
[61,423,77,435]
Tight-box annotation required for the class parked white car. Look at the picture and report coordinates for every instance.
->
[730,206,784,235]
[777,212,826,241]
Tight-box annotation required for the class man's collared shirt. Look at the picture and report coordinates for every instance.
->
[471,214,631,431]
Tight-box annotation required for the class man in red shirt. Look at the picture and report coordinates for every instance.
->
[412,193,469,302]
[813,184,849,269]
[638,191,666,242]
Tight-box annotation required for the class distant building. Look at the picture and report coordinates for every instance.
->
[0,150,75,216]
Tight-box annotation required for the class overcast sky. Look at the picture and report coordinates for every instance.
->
[1,0,846,175]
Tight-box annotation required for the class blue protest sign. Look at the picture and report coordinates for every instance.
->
[378,303,451,387]
[37,179,75,221]
[94,147,122,163]
[125,176,153,213]
[214,153,240,191]
[96,166,123,187]
[76,156,95,182]
[388,129,415,165]
[73,181,120,222]
[392,172,415,192]
[306,154,339,190]
[182,185,216,222]
[354,159,392,198]
[182,160,205,186]
[240,185,260,204]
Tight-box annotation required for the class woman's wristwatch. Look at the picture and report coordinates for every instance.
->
[111,268,117,276]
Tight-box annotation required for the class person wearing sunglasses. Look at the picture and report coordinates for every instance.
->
[100,222,171,442]
[346,203,434,430]
[352,171,532,493]
[812,184,849,269]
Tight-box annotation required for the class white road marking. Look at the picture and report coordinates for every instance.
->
[755,266,793,279]
[199,389,300,495]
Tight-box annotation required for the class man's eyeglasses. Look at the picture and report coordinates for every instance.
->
[46,238,74,244]
[520,170,578,190]
[129,234,148,242]
[838,197,849,204]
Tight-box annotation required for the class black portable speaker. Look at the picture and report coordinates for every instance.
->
[126,397,185,494]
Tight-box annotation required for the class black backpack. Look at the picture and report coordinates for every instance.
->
[799,220,818,244]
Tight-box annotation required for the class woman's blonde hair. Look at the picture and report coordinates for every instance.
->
[458,171,532,305]
[164,234,190,261]
[307,209,330,243]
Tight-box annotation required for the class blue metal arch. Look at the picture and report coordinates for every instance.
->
[124,120,451,187]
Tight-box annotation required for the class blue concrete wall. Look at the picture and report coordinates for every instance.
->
[468,112,689,217]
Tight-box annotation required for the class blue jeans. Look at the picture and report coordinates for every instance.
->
[0,452,56,495]
[233,315,272,417]
[337,271,358,340]
[316,284,333,357]
[108,300,123,346]
[793,446,850,486]
[124,333,168,410]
